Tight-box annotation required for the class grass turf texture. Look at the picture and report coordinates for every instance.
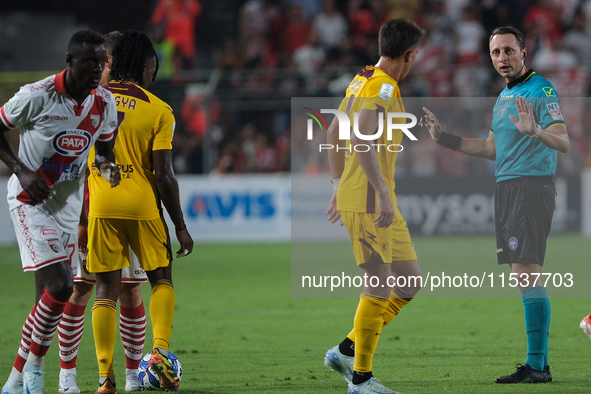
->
[0,235,590,393]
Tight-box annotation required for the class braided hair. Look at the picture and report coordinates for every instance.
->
[110,30,159,83]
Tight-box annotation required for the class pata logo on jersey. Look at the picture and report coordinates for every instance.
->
[52,129,92,156]
[303,107,418,153]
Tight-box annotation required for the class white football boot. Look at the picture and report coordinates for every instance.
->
[125,368,144,392]
[348,377,403,394]
[324,345,354,385]
[58,369,80,393]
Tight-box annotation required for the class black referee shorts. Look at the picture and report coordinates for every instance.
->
[495,176,555,266]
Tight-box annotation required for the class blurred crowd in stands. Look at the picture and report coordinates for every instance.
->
[3,0,591,177]
[158,0,591,176]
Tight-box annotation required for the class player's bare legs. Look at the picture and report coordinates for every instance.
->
[34,261,74,303]
[70,282,95,305]
[359,258,392,298]
[496,258,550,383]
[120,284,142,308]
[389,260,421,298]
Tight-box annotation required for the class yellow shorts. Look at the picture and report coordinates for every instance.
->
[341,207,417,266]
[87,216,172,273]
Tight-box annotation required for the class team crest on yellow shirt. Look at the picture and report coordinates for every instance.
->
[349,79,363,93]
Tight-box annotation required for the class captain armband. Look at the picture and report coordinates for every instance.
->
[436,131,462,151]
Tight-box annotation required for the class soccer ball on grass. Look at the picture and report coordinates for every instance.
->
[138,351,183,390]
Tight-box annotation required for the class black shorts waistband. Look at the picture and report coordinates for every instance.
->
[497,175,554,185]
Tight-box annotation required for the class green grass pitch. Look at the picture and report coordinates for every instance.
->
[1,235,591,393]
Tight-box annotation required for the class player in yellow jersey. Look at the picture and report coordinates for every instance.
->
[56,31,148,394]
[324,19,425,394]
[87,30,193,394]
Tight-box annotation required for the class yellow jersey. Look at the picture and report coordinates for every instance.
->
[88,81,175,220]
[336,66,404,213]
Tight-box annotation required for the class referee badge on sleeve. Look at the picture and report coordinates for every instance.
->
[546,103,563,120]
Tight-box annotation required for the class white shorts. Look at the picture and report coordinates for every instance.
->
[74,250,148,284]
[10,204,76,272]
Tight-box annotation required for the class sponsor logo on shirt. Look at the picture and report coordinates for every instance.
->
[42,115,69,121]
[52,129,92,156]
[40,159,81,179]
[546,103,563,120]
[41,228,58,236]
[542,87,556,97]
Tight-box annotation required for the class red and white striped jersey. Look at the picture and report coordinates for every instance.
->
[0,69,117,233]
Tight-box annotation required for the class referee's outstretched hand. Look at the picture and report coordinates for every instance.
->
[509,96,537,137]
[420,107,443,142]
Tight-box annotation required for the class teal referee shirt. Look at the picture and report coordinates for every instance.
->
[491,70,566,182]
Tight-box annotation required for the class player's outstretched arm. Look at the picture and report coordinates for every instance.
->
[353,109,394,228]
[153,149,194,257]
[421,107,496,161]
[326,116,344,224]
[0,123,50,204]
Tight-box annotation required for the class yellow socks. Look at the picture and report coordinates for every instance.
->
[382,289,412,328]
[150,280,175,350]
[92,298,117,377]
[352,294,388,373]
[347,289,412,343]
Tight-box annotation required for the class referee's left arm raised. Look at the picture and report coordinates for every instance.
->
[509,96,570,153]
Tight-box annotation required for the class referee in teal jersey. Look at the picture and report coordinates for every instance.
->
[421,26,569,384]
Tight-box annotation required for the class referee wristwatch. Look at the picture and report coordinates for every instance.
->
[530,124,542,140]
